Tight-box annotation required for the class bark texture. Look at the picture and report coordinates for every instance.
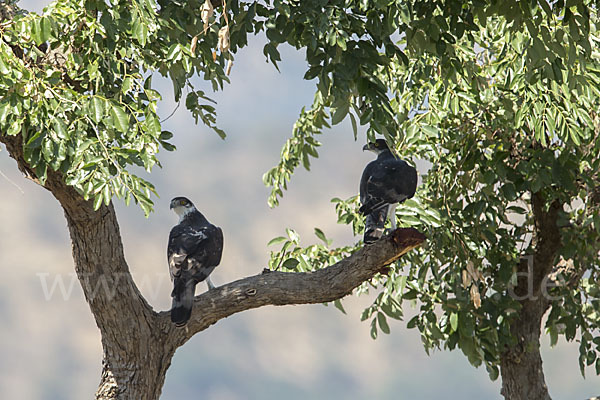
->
[499,193,562,400]
[1,128,425,400]
[499,297,551,400]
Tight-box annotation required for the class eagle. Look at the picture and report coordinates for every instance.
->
[359,139,418,243]
[168,196,223,326]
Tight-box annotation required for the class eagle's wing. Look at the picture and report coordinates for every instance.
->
[168,224,209,281]
[359,159,417,215]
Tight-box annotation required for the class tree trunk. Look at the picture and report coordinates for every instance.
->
[499,192,562,400]
[61,203,177,399]
[499,300,551,400]
[94,345,175,400]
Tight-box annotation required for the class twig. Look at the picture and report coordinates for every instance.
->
[160,100,181,123]
[0,168,25,194]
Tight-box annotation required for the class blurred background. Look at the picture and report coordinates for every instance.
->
[1,1,598,399]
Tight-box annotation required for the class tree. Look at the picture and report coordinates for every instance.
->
[0,0,599,399]
[0,0,425,398]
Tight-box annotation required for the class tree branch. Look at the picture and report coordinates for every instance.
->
[162,228,425,345]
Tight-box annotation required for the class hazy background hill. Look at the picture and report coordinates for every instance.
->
[1,1,598,398]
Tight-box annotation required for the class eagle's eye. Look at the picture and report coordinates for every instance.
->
[180,200,186,206]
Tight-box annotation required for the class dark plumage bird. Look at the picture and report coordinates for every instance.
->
[359,139,418,243]
[168,196,223,326]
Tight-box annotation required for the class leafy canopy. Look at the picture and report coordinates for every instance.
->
[1,0,600,384]
[262,0,600,382]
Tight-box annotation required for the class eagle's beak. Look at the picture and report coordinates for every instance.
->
[169,202,174,209]
[362,144,371,151]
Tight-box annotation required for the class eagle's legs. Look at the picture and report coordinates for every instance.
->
[387,203,398,230]
[205,276,215,290]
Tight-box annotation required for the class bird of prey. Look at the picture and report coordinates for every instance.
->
[359,139,418,243]
[168,196,223,326]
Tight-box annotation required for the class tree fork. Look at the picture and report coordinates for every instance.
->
[79,215,425,399]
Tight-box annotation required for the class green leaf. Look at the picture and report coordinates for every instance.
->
[381,300,403,320]
[160,131,174,140]
[145,113,161,135]
[349,112,358,140]
[100,180,110,202]
[90,97,105,123]
[166,44,182,61]
[570,128,580,145]
[501,183,517,201]
[331,103,349,125]
[281,258,299,270]
[377,312,390,334]
[298,254,312,271]
[370,318,378,339]
[122,77,133,94]
[110,104,129,132]
[486,365,499,381]
[132,17,149,46]
[40,16,52,42]
[263,43,281,69]
[314,228,329,245]
[53,118,68,139]
[458,312,474,338]
[304,66,321,80]
[93,191,104,211]
[0,102,9,124]
[31,18,43,45]
[550,325,559,347]
[450,313,458,332]
[7,119,21,136]
[333,299,346,314]
[0,57,8,75]
[267,236,287,246]
[407,315,419,329]
[507,205,528,214]
[422,125,439,137]
[286,228,300,243]
[457,91,476,104]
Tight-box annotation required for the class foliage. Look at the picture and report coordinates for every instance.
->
[2,0,600,388]
[0,0,248,213]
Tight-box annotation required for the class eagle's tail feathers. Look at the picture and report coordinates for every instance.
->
[171,279,195,327]
[363,208,388,244]
[364,227,384,244]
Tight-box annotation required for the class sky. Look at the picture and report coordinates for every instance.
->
[1,1,599,399]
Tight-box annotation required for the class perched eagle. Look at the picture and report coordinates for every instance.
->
[359,139,418,243]
[168,196,223,326]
